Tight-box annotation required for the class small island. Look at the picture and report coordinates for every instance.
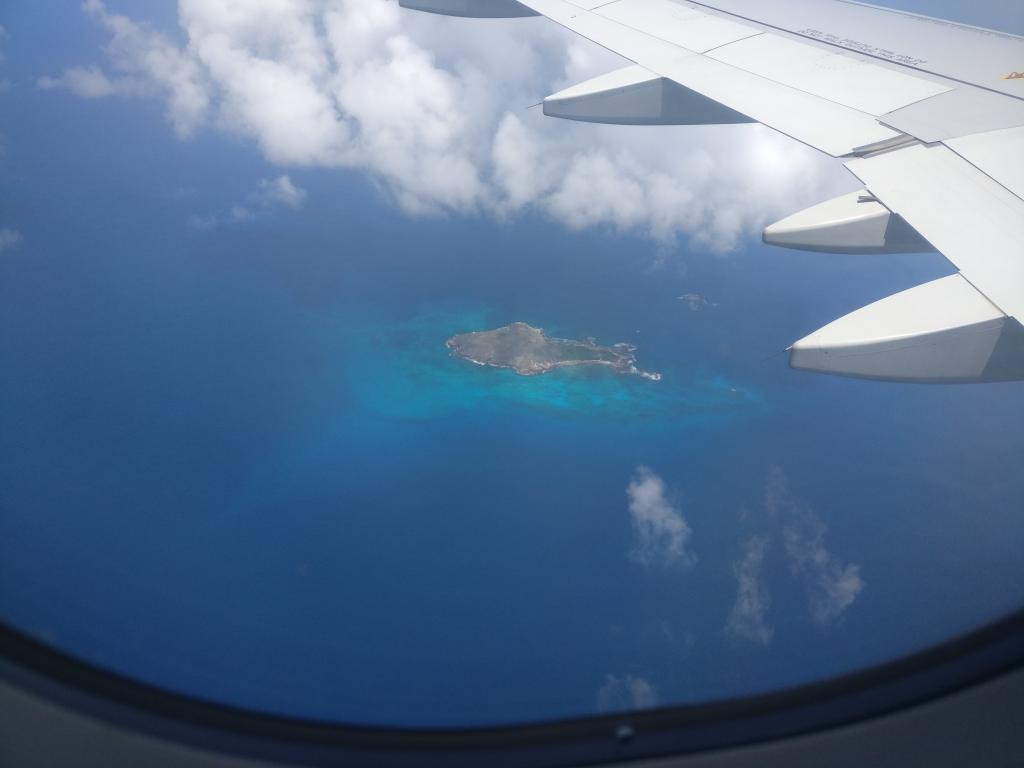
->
[446,322,661,380]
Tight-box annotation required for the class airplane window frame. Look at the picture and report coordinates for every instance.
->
[1,610,1021,767]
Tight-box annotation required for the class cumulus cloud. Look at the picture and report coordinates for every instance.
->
[37,65,141,98]
[0,228,23,252]
[40,0,850,250]
[626,466,695,568]
[724,535,774,646]
[765,468,864,627]
[491,112,554,212]
[596,674,658,712]
[253,175,307,209]
[190,175,308,230]
[36,0,210,137]
[783,514,864,628]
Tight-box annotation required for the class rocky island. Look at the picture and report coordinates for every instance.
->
[446,322,661,380]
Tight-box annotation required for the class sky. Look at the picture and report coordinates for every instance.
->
[0,0,1023,727]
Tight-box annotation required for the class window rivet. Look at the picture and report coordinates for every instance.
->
[615,724,635,743]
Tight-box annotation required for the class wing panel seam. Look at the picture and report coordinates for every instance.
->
[682,0,1023,102]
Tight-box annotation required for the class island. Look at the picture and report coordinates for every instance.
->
[446,322,661,380]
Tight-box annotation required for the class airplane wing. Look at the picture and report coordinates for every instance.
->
[400,0,1024,383]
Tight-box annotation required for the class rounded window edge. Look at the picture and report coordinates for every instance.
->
[1,610,1022,767]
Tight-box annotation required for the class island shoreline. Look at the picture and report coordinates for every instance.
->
[446,322,661,381]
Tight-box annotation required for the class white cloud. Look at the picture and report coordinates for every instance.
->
[0,228,23,252]
[724,536,774,646]
[190,175,308,230]
[37,65,139,98]
[491,112,554,212]
[596,674,658,712]
[229,204,255,224]
[765,468,864,627]
[43,0,852,250]
[626,466,695,568]
[783,514,864,628]
[39,0,210,138]
[253,175,307,209]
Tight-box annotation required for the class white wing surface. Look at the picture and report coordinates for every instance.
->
[400,0,1024,383]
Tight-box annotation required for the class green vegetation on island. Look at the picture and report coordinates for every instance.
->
[446,322,661,380]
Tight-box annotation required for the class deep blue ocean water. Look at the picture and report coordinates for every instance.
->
[2,7,1023,727]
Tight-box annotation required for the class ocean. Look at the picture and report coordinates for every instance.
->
[1,70,1023,726]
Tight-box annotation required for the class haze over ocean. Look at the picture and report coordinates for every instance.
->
[1,0,1022,726]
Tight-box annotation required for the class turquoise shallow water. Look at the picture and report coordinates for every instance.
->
[345,309,763,424]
